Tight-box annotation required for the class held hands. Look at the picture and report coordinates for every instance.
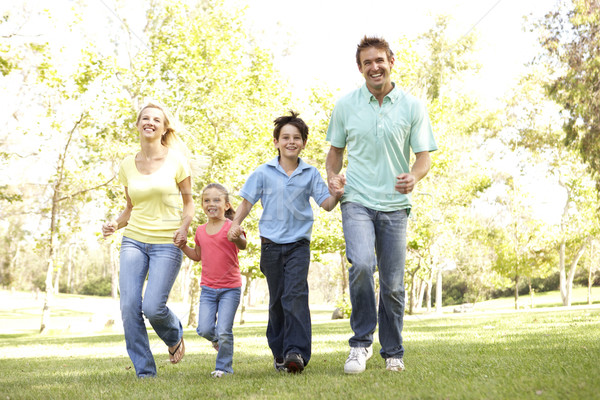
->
[395,173,417,194]
[101,220,118,239]
[328,174,346,199]
[173,228,187,249]
[227,224,243,242]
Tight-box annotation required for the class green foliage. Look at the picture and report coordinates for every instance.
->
[80,277,112,297]
[334,293,351,319]
[537,0,600,188]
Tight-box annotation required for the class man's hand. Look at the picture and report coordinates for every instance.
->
[395,173,417,194]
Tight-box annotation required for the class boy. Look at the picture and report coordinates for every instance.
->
[228,111,342,373]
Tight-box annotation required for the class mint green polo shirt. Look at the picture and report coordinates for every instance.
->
[326,84,437,211]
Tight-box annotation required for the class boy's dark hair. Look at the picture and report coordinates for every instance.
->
[202,183,235,220]
[273,110,309,143]
[355,36,394,66]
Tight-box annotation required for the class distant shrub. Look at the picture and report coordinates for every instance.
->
[80,277,112,297]
[334,293,352,318]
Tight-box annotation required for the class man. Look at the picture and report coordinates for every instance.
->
[326,36,437,374]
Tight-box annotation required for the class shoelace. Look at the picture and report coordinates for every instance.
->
[348,348,366,362]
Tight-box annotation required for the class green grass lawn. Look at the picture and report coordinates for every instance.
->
[1,289,599,399]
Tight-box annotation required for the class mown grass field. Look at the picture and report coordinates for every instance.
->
[1,288,599,399]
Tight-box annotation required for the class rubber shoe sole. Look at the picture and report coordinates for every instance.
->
[284,353,304,374]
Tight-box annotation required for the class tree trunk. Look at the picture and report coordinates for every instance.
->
[435,267,443,313]
[514,274,519,310]
[239,273,253,325]
[110,242,119,300]
[408,263,420,315]
[340,252,348,296]
[66,243,73,294]
[39,115,83,334]
[528,278,534,309]
[559,239,568,305]
[53,260,62,295]
[565,237,589,307]
[187,273,200,328]
[588,240,594,305]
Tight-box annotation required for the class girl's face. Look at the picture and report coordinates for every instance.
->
[202,187,230,220]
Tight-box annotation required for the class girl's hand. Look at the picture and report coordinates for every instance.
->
[227,224,242,242]
[102,220,118,238]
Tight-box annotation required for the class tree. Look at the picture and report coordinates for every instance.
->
[536,0,600,189]
[490,66,600,307]
[395,15,492,313]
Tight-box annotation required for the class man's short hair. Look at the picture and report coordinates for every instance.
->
[355,36,394,66]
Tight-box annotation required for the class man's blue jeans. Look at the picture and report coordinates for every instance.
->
[260,239,311,365]
[119,237,183,377]
[341,202,408,359]
[196,286,241,374]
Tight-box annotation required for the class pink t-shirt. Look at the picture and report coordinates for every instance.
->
[194,219,242,289]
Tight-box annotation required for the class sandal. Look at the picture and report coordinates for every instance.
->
[168,337,185,364]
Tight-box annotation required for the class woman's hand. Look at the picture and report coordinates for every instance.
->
[101,220,118,238]
[173,227,188,248]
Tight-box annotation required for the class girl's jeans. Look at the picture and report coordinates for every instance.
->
[196,286,242,374]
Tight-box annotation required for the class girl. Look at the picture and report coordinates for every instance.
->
[101,102,193,378]
[178,183,247,377]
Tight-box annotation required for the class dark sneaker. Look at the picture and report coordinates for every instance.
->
[274,357,286,372]
[284,353,304,374]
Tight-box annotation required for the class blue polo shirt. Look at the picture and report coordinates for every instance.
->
[326,83,437,211]
[239,157,331,244]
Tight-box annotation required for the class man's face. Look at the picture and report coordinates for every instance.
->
[358,47,394,92]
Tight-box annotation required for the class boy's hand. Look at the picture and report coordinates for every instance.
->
[227,224,242,242]
[328,174,346,198]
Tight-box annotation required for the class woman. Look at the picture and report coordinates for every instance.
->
[102,102,194,378]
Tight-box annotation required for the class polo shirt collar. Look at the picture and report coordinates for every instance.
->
[360,82,401,104]
[267,156,310,175]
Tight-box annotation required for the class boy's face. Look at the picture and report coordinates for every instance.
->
[274,124,306,159]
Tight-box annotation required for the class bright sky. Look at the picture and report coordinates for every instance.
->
[229,0,559,104]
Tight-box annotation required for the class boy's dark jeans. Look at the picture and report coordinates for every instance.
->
[260,238,311,365]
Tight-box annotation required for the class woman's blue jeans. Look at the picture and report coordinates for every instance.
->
[119,236,183,377]
[341,202,408,359]
[260,239,311,365]
[196,286,241,374]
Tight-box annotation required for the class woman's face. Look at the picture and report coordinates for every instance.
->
[136,107,167,142]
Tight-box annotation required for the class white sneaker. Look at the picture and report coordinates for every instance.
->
[385,357,405,372]
[344,346,373,374]
[211,370,228,378]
